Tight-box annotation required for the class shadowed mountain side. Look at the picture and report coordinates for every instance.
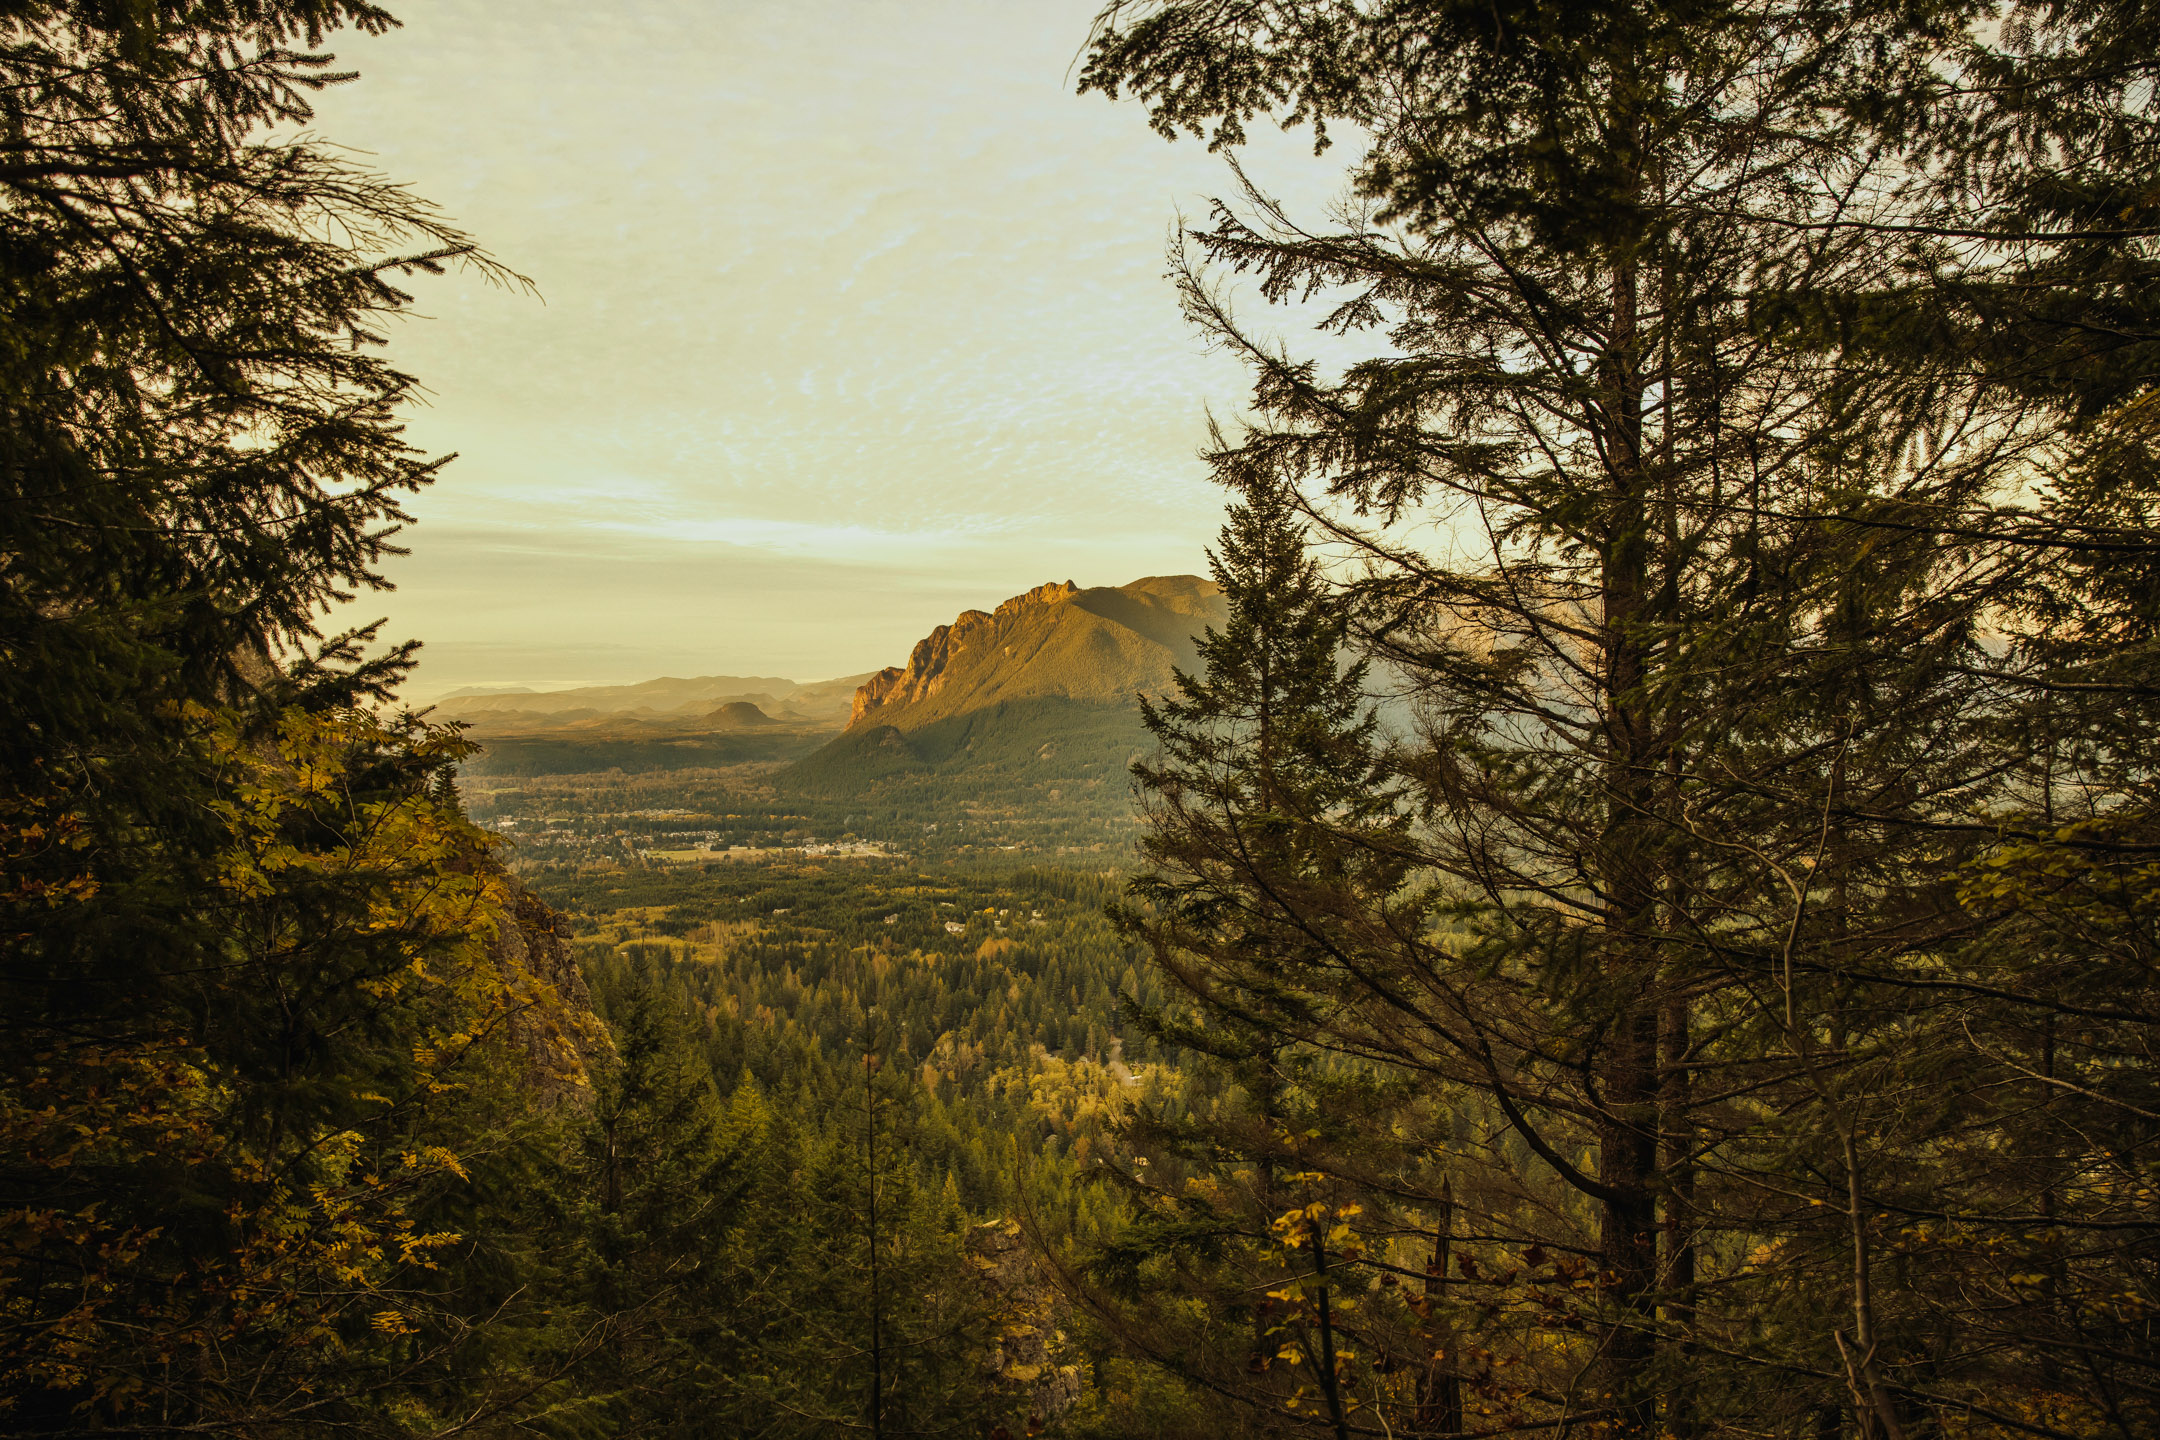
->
[1072,573,1223,655]
[778,696,1150,831]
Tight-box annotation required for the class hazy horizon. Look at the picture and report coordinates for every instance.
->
[307,0,1347,702]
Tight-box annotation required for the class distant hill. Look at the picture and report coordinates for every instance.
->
[436,673,871,731]
[781,576,1225,829]
[709,701,777,728]
[459,731,830,778]
[448,675,872,778]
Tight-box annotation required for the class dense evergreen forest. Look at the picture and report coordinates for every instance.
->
[533,861,1219,1437]
[547,862,1175,1214]
[4,0,2159,1438]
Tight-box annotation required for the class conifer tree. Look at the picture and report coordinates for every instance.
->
[1079,0,2155,1433]
[0,5,559,1431]
[0,0,524,1072]
[0,0,517,1061]
[1099,475,1406,1433]
[564,979,757,1435]
[705,984,1008,1439]
[1125,470,1403,1091]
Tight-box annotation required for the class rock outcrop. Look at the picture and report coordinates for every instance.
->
[968,1218,1083,1427]
[846,576,1223,731]
[490,879,609,1103]
[852,581,1080,725]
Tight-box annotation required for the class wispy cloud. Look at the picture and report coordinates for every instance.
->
[312,0,1348,689]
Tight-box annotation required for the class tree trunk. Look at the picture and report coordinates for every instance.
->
[1415,1177,1464,1437]
[1308,1215,1353,1440]
[1597,248,1662,1438]
[1661,986,1697,1438]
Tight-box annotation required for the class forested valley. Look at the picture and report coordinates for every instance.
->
[5,1,2160,1438]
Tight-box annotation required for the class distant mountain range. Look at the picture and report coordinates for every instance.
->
[435,672,872,730]
[455,575,1226,810]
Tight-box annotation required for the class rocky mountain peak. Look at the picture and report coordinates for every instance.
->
[851,579,1081,725]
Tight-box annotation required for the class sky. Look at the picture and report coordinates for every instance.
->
[308,0,1349,699]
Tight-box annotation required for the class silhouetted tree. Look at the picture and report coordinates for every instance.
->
[1082,0,2160,1432]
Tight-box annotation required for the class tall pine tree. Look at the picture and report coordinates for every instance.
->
[1097,475,1409,1434]
[0,6,575,1432]
[1080,0,2155,1431]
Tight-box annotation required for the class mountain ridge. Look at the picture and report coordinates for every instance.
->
[847,574,1223,732]
[779,575,1225,819]
[436,672,873,730]
[453,575,1225,818]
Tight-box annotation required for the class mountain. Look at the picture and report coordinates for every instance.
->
[437,673,874,732]
[849,575,1222,730]
[449,577,1227,837]
[446,675,876,778]
[780,576,1226,839]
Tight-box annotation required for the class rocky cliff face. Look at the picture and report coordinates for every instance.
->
[847,577,1221,731]
[490,879,609,1103]
[852,581,1081,724]
[968,1218,1082,1426]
